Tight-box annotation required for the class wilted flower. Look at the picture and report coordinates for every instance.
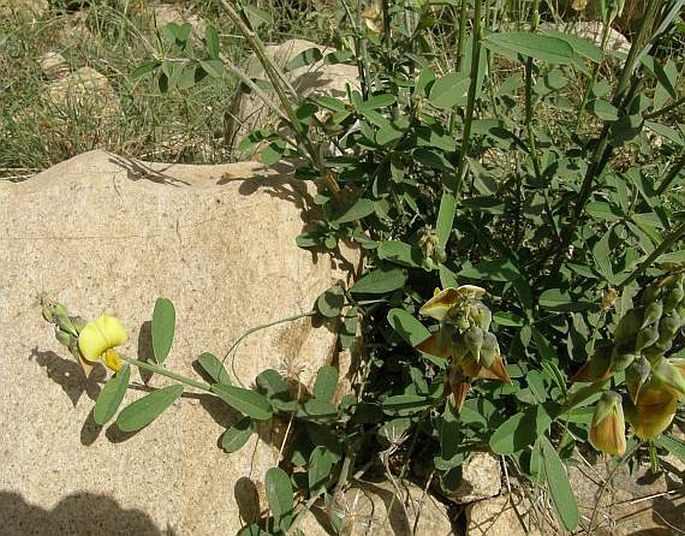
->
[624,381,679,439]
[589,391,626,456]
[570,345,613,383]
[78,315,128,375]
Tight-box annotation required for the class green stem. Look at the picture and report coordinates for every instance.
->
[618,222,685,289]
[221,311,316,387]
[644,95,685,120]
[656,152,685,196]
[120,355,212,393]
[454,0,484,193]
[455,0,469,72]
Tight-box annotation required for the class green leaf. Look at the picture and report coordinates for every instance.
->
[196,352,231,385]
[459,258,520,281]
[198,59,224,79]
[333,198,376,224]
[489,403,558,454]
[382,394,433,417]
[387,308,431,347]
[429,72,470,109]
[132,60,161,78]
[220,417,256,453]
[377,241,422,267]
[541,436,579,530]
[152,297,175,363]
[439,264,460,288]
[204,25,220,59]
[540,29,604,63]
[308,446,335,494]
[316,285,344,318]
[483,32,576,65]
[116,384,184,432]
[313,365,339,402]
[211,384,273,420]
[284,47,323,71]
[93,365,131,425]
[592,228,614,281]
[657,250,685,264]
[588,99,619,121]
[338,306,358,350]
[265,467,294,530]
[350,266,407,294]
[539,289,593,312]
[243,4,272,29]
[585,201,623,221]
[437,191,456,248]
[358,94,397,112]
[261,141,285,166]
[654,435,685,462]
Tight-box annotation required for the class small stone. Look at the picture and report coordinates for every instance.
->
[0,0,48,19]
[449,452,502,503]
[46,66,121,121]
[40,52,70,81]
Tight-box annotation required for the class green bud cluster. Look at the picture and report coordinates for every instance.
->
[39,296,84,360]
[443,297,499,367]
[417,227,446,270]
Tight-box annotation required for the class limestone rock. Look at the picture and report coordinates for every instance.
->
[46,66,121,122]
[466,492,549,536]
[0,150,356,534]
[226,39,359,157]
[568,455,685,535]
[298,479,454,535]
[40,52,70,81]
[448,452,502,504]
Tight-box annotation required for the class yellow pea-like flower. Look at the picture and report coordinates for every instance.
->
[78,315,127,373]
[589,391,626,456]
[624,381,679,440]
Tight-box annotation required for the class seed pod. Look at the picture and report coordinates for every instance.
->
[640,300,663,329]
[635,324,660,352]
[625,357,651,405]
[662,285,684,314]
[462,326,484,363]
[614,309,643,344]
[610,343,639,372]
[480,332,499,368]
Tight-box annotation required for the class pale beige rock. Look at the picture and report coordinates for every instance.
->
[466,492,549,536]
[0,150,356,534]
[298,479,454,535]
[226,39,359,156]
[46,66,121,122]
[568,455,685,535]
[40,52,70,81]
[0,0,48,19]
[448,452,501,504]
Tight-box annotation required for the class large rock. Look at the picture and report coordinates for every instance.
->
[0,0,48,19]
[226,39,359,157]
[0,150,355,534]
[298,479,455,535]
[448,451,501,504]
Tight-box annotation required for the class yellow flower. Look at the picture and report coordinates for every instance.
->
[77,315,127,374]
[590,391,626,456]
[624,381,679,439]
[419,286,486,321]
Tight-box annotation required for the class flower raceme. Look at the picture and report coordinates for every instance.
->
[415,286,511,411]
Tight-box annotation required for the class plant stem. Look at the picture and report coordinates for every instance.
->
[120,355,212,393]
[644,95,685,120]
[455,0,469,72]
[656,152,685,196]
[454,0,483,193]
[618,222,685,289]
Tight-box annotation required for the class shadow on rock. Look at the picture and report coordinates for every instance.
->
[0,490,172,535]
[30,347,105,406]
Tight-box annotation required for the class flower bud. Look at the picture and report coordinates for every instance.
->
[641,285,661,306]
[635,325,660,352]
[658,312,681,342]
[614,309,642,345]
[589,391,626,456]
[463,326,484,362]
[624,381,678,439]
[471,303,492,332]
[662,285,684,313]
[651,357,685,399]
[571,345,613,383]
[625,357,651,404]
[640,300,663,329]
[54,326,74,349]
[610,343,638,372]
[480,332,499,368]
